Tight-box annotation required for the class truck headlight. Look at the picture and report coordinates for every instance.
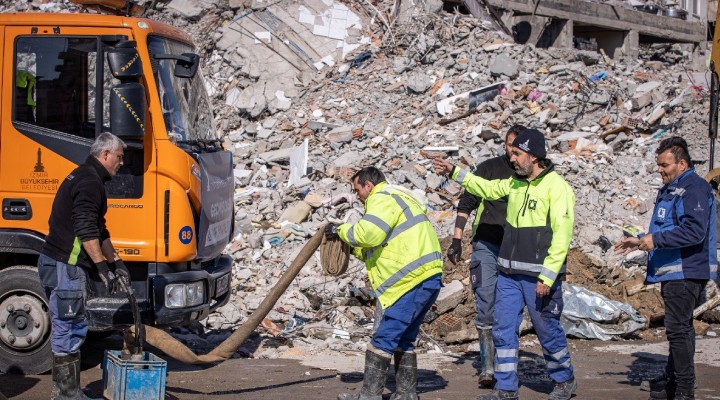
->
[165,281,205,308]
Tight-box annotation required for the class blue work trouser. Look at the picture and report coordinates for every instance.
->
[371,274,441,354]
[37,254,89,355]
[469,240,500,328]
[493,272,574,391]
[662,279,706,393]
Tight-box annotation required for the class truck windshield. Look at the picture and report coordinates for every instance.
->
[147,36,218,145]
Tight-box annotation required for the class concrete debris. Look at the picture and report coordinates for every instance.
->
[12,0,720,358]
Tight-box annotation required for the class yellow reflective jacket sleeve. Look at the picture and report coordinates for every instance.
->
[337,186,400,250]
[451,167,512,201]
[539,178,575,286]
[351,246,365,262]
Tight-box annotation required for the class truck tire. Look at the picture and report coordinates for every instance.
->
[0,266,52,375]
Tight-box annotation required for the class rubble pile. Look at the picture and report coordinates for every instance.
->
[6,0,720,354]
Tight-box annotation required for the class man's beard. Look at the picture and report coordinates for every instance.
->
[514,163,531,176]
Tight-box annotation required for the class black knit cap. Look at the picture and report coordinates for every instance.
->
[512,128,546,159]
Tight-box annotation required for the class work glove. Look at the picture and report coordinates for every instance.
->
[447,238,462,264]
[324,223,339,240]
[111,259,132,295]
[96,261,116,291]
[112,259,130,277]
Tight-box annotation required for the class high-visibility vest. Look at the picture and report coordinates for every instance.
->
[338,181,443,309]
[16,70,36,109]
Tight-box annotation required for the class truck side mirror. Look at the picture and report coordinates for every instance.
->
[110,82,146,139]
[154,52,200,78]
[107,40,143,79]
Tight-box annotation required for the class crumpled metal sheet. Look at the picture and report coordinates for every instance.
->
[561,283,646,341]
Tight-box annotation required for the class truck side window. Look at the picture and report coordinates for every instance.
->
[13,37,98,139]
[13,36,144,199]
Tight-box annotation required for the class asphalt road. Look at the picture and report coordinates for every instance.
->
[1,335,720,399]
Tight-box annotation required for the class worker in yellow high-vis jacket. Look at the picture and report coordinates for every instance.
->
[433,129,577,400]
[326,167,443,400]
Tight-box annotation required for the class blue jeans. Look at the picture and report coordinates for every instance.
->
[37,254,89,355]
[371,274,441,354]
[470,240,499,328]
[493,272,573,391]
[662,279,706,393]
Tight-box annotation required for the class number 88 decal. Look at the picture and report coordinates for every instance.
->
[179,226,193,244]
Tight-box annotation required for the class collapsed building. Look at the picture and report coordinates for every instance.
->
[3,0,720,357]
[447,0,707,61]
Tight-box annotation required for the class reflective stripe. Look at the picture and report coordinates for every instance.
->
[347,226,358,247]
[540,266,558,281]
[712,264,718,273]
[389,194,414,221]
[498,257,566,277]
[363,214,391,236]
[498,257,541,273]
[68,237,82,266]
[547,359,572,370]
[544,348,568,361]
[655,264,683,277]
[375,251,443,297]
[496,362,517,372]
[382,215,429,245]
[364,191,430,260]
[455,168,467,183]
[497,349,518,358]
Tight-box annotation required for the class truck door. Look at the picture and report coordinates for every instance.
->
[0,26,156,260]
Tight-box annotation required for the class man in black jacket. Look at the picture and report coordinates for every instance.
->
[37,132,128,400]
[447,125,524,387]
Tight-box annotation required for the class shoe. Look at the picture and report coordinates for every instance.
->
[476,389,519,400]
[641,372,670,392]
[650,378,676,400]
[338,348,391,400]
[673,390,694,400]
[548,377,577,400]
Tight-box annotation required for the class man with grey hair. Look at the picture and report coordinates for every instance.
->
[38,132,128,399]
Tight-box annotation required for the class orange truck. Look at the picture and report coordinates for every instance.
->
[0,1,234,374]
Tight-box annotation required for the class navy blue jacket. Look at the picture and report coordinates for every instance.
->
[646,168,718,283]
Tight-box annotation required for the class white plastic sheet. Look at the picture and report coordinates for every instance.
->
[561,283,646,341]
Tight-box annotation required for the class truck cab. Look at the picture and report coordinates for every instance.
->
[0,12,233,374]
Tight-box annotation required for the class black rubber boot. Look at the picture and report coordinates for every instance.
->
[51,353,99,400]
[477,327,496,388]
[390,350,418,400]
[338,348,391,400]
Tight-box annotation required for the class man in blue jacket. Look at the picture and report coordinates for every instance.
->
[615,137,717,400]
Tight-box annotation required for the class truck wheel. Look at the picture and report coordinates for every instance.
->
[0,266,52,375]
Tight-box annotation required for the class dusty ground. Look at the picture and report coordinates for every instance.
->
[2,334,720,399]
